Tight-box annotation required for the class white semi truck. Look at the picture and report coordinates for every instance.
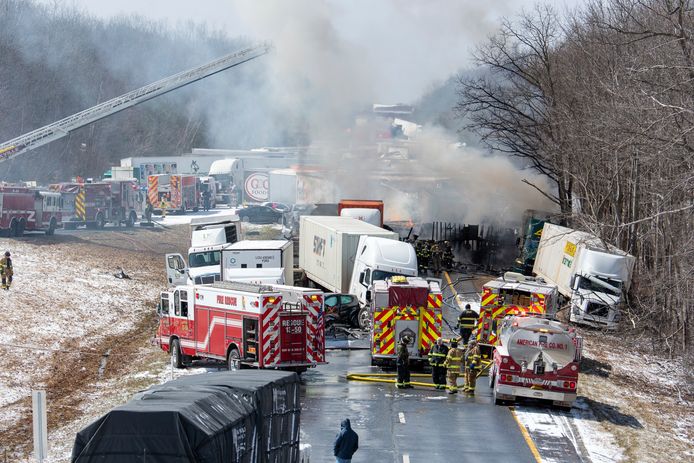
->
[220,240,294,285]
[533,223,636,329]
[299,216,418,309]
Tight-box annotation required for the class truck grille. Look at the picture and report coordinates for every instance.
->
[586,302,609,318]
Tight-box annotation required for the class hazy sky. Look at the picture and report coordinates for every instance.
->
[43,0,580,102]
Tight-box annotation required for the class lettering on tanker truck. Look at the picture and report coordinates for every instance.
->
[244,173,269,202]
[516,338,569,350]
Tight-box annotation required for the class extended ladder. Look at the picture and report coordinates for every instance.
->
[0,43,271,163]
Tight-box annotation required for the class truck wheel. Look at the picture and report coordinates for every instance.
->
[193,206,199,212]
[96,213,105,229]
[46,218,57,236]
[492,378,503,405]
[227,348,241,371]
[357,308,370,330]
[171,339,184,369]
[125,211,136,227]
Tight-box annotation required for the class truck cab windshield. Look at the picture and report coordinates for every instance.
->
[373,270,407,283]
[577,275,621,297]
[189,251,221,268]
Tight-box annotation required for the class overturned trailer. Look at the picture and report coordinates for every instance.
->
[71,370,300,463]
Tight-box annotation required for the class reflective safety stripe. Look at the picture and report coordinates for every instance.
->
[429,353,447,357]
[448,357,462,361]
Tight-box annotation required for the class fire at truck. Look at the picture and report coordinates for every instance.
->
[489,315,582,408]
[0,186,62,236]
[370,276,443,368]
[51,180,143,229]
[147,174,200,213]
[476,272,559,358]
[155,281,326,373]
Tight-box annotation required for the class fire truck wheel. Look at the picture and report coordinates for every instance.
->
[46,218,57,236]
[171,339,184,369]
[227,348,241,371]
[492,378,505,406]
[357,308,371,330]
[95,213,106,229]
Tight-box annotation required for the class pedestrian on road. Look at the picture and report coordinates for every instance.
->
[396,337,413,389]
[334,418,359,463]
[456,304,478,346]
[443,339,464,394]
[428,337,449,390]
[202,190,211,212]
[464,340,482,394]
[0,251,13,290]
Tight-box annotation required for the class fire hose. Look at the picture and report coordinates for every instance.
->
[346,363,492,386]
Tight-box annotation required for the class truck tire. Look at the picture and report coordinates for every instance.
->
[96,213,105,229]
[125,211,136,228]
[171,339,184,369]
[492,377,503,405]
[227,348,241,371]
[357,308,370,330]
[46,218,57,236]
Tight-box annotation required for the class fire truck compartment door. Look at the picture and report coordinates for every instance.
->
[166,253,188,286]
[395,319,419,356]
[279,313,307,363]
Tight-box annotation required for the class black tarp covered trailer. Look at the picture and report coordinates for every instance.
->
[71,370,300,463]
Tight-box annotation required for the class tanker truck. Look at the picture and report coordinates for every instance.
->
[489,315,582,409]
[533,224,635,329]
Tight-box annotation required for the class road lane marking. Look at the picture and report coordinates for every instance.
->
[398,412,406,424]
[403,454,410,463]
[510,407,542,463]
[443,271,464,309]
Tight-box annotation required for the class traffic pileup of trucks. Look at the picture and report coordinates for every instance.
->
[156,281,325,373]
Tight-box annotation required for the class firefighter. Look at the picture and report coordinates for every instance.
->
[428,337,449,390]
[430,242,442,274]
[396,337,413,389]
[442,241,455,270]
[159,194,169,218]
[442,339,464,394]
[144,201,154,223]
[0,251,13,290]
[456,304,478,346]
[464,340,482,394]
[202,189,212,212]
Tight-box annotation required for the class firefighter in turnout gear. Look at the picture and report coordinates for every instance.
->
[428,337,449,390]
[430,242,442,274]
[442,339,464,394]
[456,304,478,346]
[464,340,482,394]
[1,251,13,290]
[396,337,413,389]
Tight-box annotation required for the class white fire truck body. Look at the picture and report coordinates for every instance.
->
[490,316,582,408]
[156,281,325,372]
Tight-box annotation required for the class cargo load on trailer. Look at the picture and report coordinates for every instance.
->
[71,370,300,463]
[476,272,559,358]
[489,315,582,409]
[0,186,62,236]
[533,223,636,329]
[370,276,443,368]
[155,281,325,373]
[221,240,294,285]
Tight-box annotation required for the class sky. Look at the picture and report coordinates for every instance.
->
[45,0,581,103]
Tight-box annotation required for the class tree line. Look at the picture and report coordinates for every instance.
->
[457,0,693,356]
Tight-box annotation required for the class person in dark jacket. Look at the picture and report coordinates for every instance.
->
[334,418,359,463]
[428,337,449,390]
[456,304,478,346]
[396,336,413,389]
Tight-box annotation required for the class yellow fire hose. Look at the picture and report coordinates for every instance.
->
[346,372,439,388]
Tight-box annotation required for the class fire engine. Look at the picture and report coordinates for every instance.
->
[155,281,326,372]
[0,186,63,236]
[370,276,443,368]
[489,315,582,409]
[476,272,559,358]
[147,174,200,213]
[51,180,143,229]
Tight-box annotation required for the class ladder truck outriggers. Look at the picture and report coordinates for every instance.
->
[0,45,270,163]
[370,276,443,368]
[489,316,582,409]
[155,281,326,373]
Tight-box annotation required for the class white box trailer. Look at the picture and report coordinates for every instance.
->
[221,240,294,285]
[533,223,636,329]
[299,216,400,293]
[269,169,298,204]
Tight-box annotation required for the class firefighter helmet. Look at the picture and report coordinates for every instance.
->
[4,251,9,257]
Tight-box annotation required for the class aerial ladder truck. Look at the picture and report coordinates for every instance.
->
[0,44,270,163]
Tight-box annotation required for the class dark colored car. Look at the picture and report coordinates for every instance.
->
[324,293,369,329]
[236,205,283,224]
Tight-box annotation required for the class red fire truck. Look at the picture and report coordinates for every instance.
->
[0,186,63,236]
[489,315,582,409]
[51,180,143,229]
[147,174,200,214]
[155,281,326,372]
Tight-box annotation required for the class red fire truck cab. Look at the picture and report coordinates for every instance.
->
[156,281,326,372]
[0,186,63,236]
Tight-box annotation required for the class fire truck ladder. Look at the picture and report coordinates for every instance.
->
[0,43,271,163]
